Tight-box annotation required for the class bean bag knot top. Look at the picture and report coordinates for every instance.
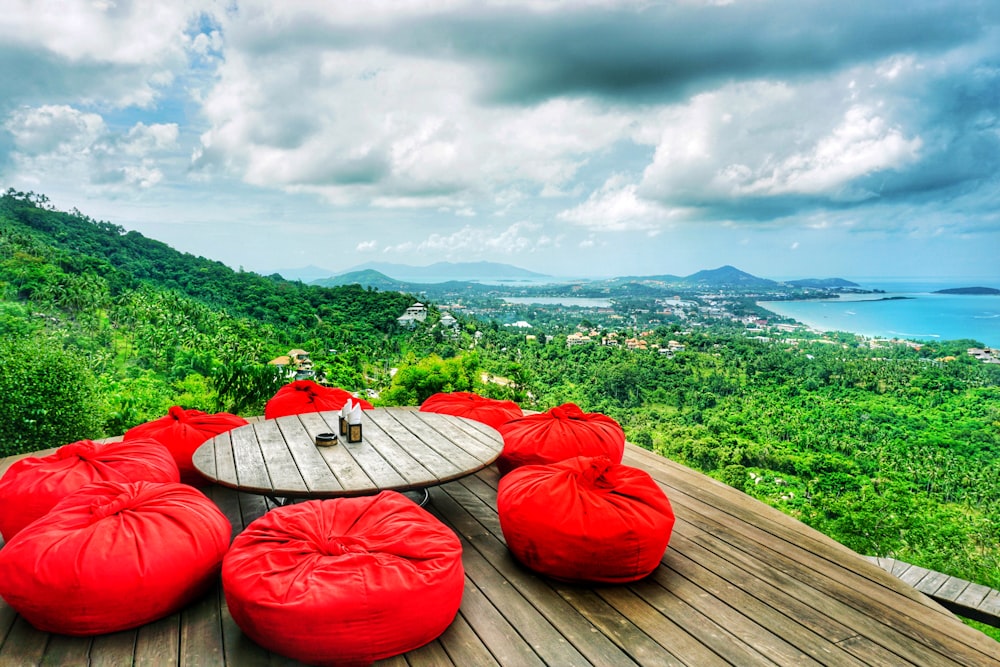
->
[0,480,231,636]
[419,391,523,430]
[0,438,180,542]
[124,406,247,483]
[223,491,464,666]
[496,402,625,476]
[498,455,675,584]
[264,380,374,420]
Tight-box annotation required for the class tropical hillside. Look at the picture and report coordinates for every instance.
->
[1,190,997,638]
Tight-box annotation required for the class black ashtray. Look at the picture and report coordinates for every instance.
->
[315,432,338,446]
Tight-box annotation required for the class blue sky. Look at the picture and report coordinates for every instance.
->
[1,1,999,282]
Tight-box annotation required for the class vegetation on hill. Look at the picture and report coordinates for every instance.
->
[0,190,416,448]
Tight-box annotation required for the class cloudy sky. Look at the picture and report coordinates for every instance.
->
[2,1,999,282]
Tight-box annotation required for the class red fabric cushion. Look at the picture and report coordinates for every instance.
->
[420,391,523,430]
[498,455,675,583]
[124,406,248,484]
[264,380,374,420]
[0,481,231,635]
[0,439,180,542]
[496,403,625,476]
[223,491,464,666]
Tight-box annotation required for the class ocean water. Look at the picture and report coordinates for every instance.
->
[758,279,1000,348]
[503,296,613,307]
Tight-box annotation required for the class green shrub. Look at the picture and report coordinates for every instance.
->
[0,337,103,456]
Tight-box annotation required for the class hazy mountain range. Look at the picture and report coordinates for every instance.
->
[276,261,551,284]
[301,262,860,292]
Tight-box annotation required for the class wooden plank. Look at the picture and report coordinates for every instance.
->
[450,579,545,667]
[626,448,984,630]
[890,559,912,578]
[433,484,642,666]
[914,570,951,597]
[556,584,687,666]
[954,582,991,609]
[296,411,376,493]
[35,634,91,666]
[210,430,239,488]
[399,639,454,667]
[359,413,440,486]
[650,551,831,666]
[677,505,974,665]
[833,634,919,667]
[934,576,972,603]
[666,531,857,648]
[450,531,591,665]
[250,418,308,495]
[89,630,137,667]
[416,412,505,464]
[434,610,501,667]
[217,583,271,667]
[981,589,1000,618]
[0,616,49,666]
[179,584,225,667]
[272,412,350,497]
[597,586,729,666]
[391,410,484,471]
[230,423,271,493]
[367,410,462,480]
[406,411,502,463]
[899,564,933,589]
[134,613,180,667]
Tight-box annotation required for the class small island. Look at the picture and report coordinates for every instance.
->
[934,286,1000,295]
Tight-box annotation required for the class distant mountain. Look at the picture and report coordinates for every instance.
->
[271,265,339,283]
[785,278,861,289]
[934,286,1000,295]
[318,270,411,291]
[335,261,551,283]
[682,265,779,288]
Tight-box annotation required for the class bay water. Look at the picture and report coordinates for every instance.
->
[758,279,1000,348]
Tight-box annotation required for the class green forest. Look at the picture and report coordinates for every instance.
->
[2,191,997,637]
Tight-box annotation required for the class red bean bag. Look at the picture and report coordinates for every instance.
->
[498,455,674,584]
[223,491,464,666]
[124,406,248,484]
[0,480,231,635]
[264,380,374,420]
[0,438,180,542]
[420,391,523,430]
[496,403,625,476]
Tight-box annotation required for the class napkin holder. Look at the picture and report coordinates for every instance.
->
[347,404,363,443]
[347,422,362,443]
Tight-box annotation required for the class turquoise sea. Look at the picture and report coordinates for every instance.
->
[758,279,1000,348]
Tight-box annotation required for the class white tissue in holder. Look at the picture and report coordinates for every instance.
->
[339,399,352,435]
[347,403,363,442]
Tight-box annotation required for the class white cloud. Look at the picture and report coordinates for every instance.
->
[558,174,678,231]
[356,240,378,252]
[722,105,922,200]
[193,13,638,212]
[382,221,548,257]
[0,0,207,64]
[4,105,180,193]
[5,105,106,155]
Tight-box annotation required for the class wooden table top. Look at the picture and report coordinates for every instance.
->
[192,407,504,499]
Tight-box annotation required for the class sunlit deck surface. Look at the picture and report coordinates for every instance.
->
[2,441,998,666]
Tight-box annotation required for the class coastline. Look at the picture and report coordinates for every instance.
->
[755,291,1000,348]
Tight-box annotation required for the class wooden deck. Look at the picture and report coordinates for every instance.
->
[2,442,998,666]
[865,556,1000,629]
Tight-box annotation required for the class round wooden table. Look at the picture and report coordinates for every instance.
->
[192,407,504,502]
